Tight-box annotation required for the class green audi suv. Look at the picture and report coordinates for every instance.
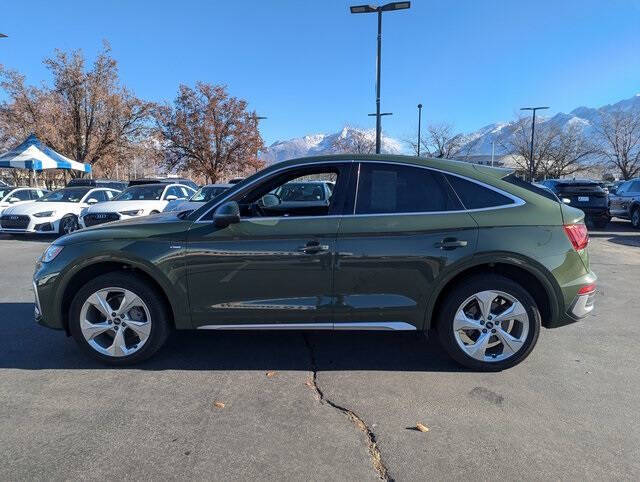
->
[33,155,597,370]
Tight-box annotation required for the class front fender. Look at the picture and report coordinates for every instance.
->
[49,239,190,330]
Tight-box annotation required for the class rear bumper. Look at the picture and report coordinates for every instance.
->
[567,288,596,319]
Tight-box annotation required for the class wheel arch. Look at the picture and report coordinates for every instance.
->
[58,259,181,335]
[424,253,563,331]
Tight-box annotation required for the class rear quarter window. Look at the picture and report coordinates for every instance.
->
[445,174,516,209]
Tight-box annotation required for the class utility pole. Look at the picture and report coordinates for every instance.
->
[417,103,423,157]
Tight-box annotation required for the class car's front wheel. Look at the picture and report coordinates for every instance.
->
[59,215,79,235]
[69,273,171,365]
[437,275,541,371]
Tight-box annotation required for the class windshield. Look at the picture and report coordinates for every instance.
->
[191,186,229,202]
[38,187,90,203]
[276,183,326,202]
[114,185,165,201]
[0,188,13,200]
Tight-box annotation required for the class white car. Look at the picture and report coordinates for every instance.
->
[82,183,195,227]
[0,186,49,216]
[163,183,233,213]
[0,186,120,235]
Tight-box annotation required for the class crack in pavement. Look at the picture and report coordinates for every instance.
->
[302,334,393,481]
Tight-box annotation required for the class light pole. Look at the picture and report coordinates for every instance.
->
[417,103,422,157]
[350,2,410,154]
[520,106,549,181]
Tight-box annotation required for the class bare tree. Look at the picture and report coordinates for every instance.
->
[331,126,376,154]
[406,122,472,159]
[154,83,264,183]
[503,116,560,180]
[541,123,598,178]
[0,42,153,177]
[594,110,640,180]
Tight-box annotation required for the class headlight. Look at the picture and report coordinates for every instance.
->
[119,209,143,216]
[41,245,63,263]
[34,211,55,217]
[561,197,571,204]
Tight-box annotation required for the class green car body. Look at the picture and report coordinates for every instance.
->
[33,155,597,369]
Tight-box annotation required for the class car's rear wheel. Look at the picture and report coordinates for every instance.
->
[436,275,541,371]
[631,207,640,229]
[59,215,79,235]
[69,273,171,365]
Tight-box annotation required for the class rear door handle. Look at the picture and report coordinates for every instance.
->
[436,238,468,250]
[298,241,329,254]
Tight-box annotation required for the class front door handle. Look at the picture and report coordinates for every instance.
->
[436,238,468,250]
[298,241,329,254]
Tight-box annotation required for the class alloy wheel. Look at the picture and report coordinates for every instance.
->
[453,290,530,362]
[632,209,640,228]
[62,216,79,234]
[79,287,152,357]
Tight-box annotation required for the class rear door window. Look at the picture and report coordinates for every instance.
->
[445,174,515,210]
[355,163,462,215]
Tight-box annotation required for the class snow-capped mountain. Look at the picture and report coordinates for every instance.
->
[261,126,403,164]
[261,95,640,163]
[460,94,640,157]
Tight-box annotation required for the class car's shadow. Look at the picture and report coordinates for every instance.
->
[588,219,640,247]
[0,302,463,372]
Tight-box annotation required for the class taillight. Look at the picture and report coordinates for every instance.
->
[577,284,596,295]
[563,224,589,251]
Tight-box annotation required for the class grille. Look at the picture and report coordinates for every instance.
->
[83,212,120,227]
[1,214,30,229]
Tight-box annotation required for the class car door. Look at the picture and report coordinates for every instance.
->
[610,181,633,217]
[185,162,354,328]
[332,161,478,330]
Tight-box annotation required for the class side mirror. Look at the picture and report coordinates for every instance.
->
[214,201,241,228]
[165,195,178,201]
[260,193,281,208]
[87,198,99,205]
[8,197,21,203]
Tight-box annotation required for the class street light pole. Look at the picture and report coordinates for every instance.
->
[520,106,549,182]
[417,103,423,157]
[350,2,410,154]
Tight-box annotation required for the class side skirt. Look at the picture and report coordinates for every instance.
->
[196,322,417,331]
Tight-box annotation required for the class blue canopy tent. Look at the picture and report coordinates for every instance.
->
[0,134,91,186]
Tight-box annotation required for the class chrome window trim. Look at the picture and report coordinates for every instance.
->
[195,158,524,223]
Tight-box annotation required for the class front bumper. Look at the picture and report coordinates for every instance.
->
[1,214,58,233]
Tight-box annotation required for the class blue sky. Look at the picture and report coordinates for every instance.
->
[1,0,639,145]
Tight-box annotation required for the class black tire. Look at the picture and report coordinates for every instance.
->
[436,274,541,371]
[631,207,640,229]
[68,272,171,365]
[58,214,79,236]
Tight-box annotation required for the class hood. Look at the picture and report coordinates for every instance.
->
[85,199,166,214]
[56,210,189,245]
[2,201,80,216]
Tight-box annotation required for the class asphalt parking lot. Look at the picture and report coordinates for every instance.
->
[1,222,639,481]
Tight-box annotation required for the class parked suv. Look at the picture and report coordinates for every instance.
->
[540,179,610,228]
[33,155,596,370]
[609,178,640,228]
